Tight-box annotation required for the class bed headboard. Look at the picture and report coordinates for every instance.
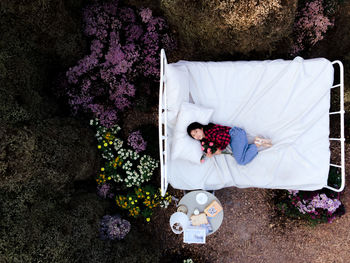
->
[159,49,168,197]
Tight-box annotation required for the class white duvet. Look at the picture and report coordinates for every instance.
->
[167,57,334,191]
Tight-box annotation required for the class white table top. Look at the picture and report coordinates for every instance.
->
[178,190,224,236]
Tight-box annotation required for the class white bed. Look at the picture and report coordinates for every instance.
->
[159,49,345,196]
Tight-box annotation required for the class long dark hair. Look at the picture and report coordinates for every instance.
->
[187,122,215,139]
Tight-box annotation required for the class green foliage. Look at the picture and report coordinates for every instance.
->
[0,119,98,191]
[0,188,162,263]
[0,119,163,262]
[116,185,172,220]
[0,0,87,124]
[327,166,342,191]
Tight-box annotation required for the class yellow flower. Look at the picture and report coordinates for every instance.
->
[129,197,132,200]
[101,168,105,171]
[131,201,134,205]
[135,200,137,203]
[109,141,113,145]
[108,177,111,180]
[147,196,150,199]
[146,192,150,195]
[104,143,108,147]
[146,218,150,222]
[97,145,101,149]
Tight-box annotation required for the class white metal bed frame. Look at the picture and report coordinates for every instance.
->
[159,49,346,196]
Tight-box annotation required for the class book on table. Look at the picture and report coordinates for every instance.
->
[204,200,222,217]
[190,212,208,226]
[183,226,206,244]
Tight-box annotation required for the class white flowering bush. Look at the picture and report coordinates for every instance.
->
[91,119,171,222]
[90,118,158,188]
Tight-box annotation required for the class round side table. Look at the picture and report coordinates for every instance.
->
[178,190,223,236]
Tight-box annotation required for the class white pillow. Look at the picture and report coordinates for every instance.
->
[171,102,214,164]
[165,63,190,128]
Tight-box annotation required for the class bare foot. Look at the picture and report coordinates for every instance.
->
[254,136,272,148]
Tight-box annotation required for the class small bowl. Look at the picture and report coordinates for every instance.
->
[177,204,188,214]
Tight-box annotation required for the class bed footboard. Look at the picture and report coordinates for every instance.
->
[159,49,168,197]
[325,60,346,192]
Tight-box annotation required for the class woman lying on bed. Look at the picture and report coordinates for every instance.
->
[187,122,272,165]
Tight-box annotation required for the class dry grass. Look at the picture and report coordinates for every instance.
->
[160,0,297,59]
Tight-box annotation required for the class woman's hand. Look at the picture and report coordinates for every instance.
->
[206,149,221,158]
[215,149,222,155]
[206,152,213,158]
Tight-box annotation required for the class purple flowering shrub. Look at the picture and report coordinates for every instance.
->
[127,130,147,153]
[291,0,335,55]
[65,0,176,127]
[277,168,345,224]
[285,191,343,223]
[97,183,114,199]
[99,214,131,240]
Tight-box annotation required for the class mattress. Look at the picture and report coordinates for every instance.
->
[167,57,334,191]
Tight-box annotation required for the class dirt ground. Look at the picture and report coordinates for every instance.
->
[146,143,350,263]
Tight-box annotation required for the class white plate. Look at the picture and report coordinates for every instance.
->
[196,193,208,205]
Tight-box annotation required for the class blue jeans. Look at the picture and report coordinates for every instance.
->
[229,127,258,165]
